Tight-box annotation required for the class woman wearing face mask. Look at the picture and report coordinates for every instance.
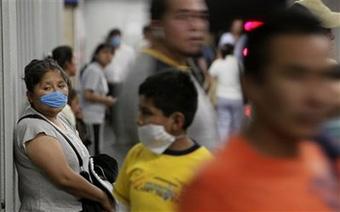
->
[14,59,114,212]
[113,71,212,212]
[80,43,116,155]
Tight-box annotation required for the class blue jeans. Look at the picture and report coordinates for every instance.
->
[216,97,244,143]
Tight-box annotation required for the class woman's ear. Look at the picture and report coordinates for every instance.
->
[26,91,33,104]
[170,112,185,133]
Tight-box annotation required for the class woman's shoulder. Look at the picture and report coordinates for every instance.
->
[17,106,46,127]
[82,62,101,77]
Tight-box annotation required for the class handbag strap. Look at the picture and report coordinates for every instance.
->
[18,114,84,169]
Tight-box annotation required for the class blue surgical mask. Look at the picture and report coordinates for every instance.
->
[111,36,121,47]
[40,91,68,108]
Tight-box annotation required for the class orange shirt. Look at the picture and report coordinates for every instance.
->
[178,135,340,211]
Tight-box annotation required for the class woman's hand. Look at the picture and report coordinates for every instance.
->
[105,96,117,107]
[99,191,115,212]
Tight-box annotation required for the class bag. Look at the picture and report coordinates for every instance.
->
[18,114,118,212]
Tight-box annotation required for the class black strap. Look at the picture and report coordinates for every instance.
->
[18,114,84,168]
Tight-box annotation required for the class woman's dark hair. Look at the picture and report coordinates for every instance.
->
[52,45,73,69]
[139,70,198,129]
[220,44,234,58]
[24,58,70,92]
[91,43,114,63]
[68,89,78,105]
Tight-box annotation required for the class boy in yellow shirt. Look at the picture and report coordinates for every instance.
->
[114,70,212,211]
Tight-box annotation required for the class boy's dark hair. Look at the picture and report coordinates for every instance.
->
[52,45,73,69]
[24,58,70,92]
[150,0,168,20]
[244,9,325,81]
[139,70,198,129]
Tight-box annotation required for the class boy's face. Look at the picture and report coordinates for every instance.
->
[137,95,175,134]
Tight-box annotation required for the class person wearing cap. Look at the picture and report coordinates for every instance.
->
[291,0,340,42]
[178,10,340,211]
[291,0,340,178]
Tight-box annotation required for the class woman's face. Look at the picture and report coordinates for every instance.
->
[28,70,69,118]
[96,48,113,67]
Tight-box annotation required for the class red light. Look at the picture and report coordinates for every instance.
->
[244,21,264,32]
[243,48,248,57]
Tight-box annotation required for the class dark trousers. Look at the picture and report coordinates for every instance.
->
[92,124,100,155]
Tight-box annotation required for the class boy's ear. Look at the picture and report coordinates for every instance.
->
[170,112,185,132]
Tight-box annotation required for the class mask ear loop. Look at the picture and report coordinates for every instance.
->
[175,134,187,140]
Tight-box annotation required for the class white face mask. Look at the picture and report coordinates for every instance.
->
[138,124,176,154]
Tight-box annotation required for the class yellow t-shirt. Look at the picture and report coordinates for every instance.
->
[114,143,212,212]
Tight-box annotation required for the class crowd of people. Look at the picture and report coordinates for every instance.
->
[13,0,340,211]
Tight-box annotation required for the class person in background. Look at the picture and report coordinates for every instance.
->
[218,19,243,49]
[116,0,219,150]
[104,28,135,98]
[14,58,114,212]
[114,71,212,212]
[52,45,77,78]
[52,45,78,128]
[104,28,136,136]
[80,43,116,155]
[138,25,153,49]
[178,10,340,211]
[209,43,243,143]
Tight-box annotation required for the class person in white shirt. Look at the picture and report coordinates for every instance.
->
[209,43,244,142]
[80,43,116,155]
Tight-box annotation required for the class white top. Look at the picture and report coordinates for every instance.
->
[105,43,135,83]
[80,62,109,124]
[209,55,243,100]
[14,106,90,212]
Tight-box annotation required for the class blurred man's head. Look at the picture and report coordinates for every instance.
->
[150,0,209,57]
[243,10,337,140]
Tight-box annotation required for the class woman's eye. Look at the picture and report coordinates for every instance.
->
[58,82,67,89]
[43,87,51,91]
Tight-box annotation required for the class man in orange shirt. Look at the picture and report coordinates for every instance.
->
[178,9,340,211]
